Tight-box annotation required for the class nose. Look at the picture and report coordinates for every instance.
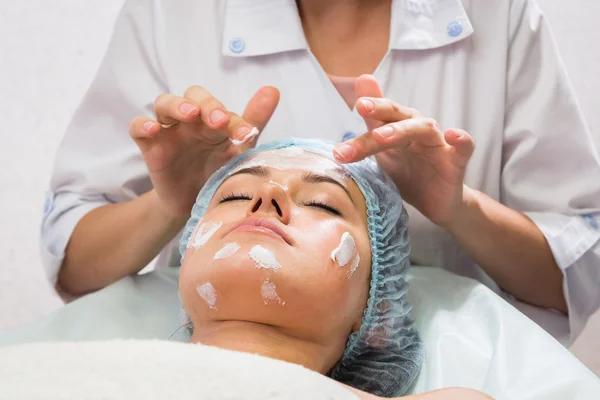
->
[247,182,291,224]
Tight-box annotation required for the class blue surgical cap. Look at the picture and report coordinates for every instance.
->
[179,138,424,397]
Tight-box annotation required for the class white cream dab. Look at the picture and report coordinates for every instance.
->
[196,282,217,310]
[261,279,285,305]
[230,127,260,146]
[213,242,241,260]
[186,218,203,249]
[348,254,360,277]
[331,232,356,267]
[249,245,281,271]
[268,180,288,191]
[193,221,222,249]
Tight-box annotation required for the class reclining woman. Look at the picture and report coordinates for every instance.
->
[177,138,492,399]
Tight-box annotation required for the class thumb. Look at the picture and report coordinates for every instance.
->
[444,128,475,168]
[354,75,385,132]
[242,86,280,139]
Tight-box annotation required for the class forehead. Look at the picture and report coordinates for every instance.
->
[229,148,350,185]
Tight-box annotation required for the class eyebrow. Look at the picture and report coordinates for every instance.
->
[227,166,357,208]
[301,171,357,208]
[228,165,271,179]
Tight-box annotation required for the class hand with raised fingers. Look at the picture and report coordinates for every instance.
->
[129,85,280,219]
[333,75,475,228]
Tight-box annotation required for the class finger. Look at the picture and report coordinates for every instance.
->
[354,75,385,132]
[334,118,445,163]
[356,97,421,123]
[355,74,384,99]
[444,128,475,168]
[154,93,201,126]
[223,113,258,144]
[129,117,160,140]
[183,86,231,130]
[241,86,281,146]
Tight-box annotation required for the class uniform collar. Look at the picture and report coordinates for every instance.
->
[222,0,474,57]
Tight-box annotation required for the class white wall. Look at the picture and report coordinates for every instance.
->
[0,0,126,329]
[0,0,598,359]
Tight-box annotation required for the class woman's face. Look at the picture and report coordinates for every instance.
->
[179,149,371,366]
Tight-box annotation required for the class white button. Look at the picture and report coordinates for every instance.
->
[229,38,245,54]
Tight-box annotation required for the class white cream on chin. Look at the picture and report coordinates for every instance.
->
[213,242,241,260]
[192,221,222,249]
[196,282,218,310]
[261,279,285,305]
[331,232,356,267]
[249,245,281,270]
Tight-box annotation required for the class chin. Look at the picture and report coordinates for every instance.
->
[181,253,288,323]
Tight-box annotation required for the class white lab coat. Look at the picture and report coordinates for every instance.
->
[42,0,600,344]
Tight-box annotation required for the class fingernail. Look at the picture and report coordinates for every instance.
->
[334,143,354,161]
[210,109,227,124]
[179,103,198,116]
[143,121,155,132]
[453,130,463,138]
[235,126,251,140]
[360,98,375,112]
[374,126,394,139]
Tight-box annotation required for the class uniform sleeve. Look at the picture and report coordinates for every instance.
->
[501,0,600,340]
[41,0,168,284]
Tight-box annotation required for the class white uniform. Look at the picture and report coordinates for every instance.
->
[42,0,600,344]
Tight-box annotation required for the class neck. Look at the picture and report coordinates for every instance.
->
[297,0,387,18]
[296,0,391,77]
[191,320,331,373]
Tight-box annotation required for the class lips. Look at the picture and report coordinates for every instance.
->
[228,218,293,245]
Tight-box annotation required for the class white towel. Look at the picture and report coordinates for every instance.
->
[0,340,357,400]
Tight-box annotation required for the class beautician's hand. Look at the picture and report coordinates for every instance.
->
[129,86,280,219]
[333,75,475,228]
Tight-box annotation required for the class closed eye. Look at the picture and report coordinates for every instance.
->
[218,192,252,203]
[303,201,343,217]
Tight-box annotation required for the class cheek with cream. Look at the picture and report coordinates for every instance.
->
[191,221,222,249]
[330,232,361,278]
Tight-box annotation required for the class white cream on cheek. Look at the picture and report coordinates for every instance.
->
[331,232,356,267]
[196,282,218,310]
[249,245,281,271]
[192,221,222,249]
[186,218,203,249]
[349,254,360,276]
[331,232,361,278]
[213,242,241,260]
[261,279,285,305]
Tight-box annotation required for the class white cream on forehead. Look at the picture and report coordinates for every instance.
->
[261,279,285,305]
[331,232,356,267]
[230,148,350,187]
[249,245,281,271]
[192,221,222,249]
[196,282,217,310]
[213,242,240,260]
